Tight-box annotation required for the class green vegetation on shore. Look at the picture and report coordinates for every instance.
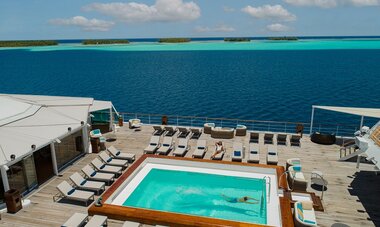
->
[268,37,298,41]
[158,38,191,43]
[0,40,58,47]
[82,39,130,45]
[224,38,251,42]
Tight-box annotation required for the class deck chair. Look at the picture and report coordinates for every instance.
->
[55,181,94,206]
[211,142,226,161]
[62,212,88,227]
[164,126,177,137]
[144,135,161,154]
[266,145,278,165]
[81,165,115,185]
[69,172,105,195]
[99,152,128,169]
[250,132,259,143]
[84,215,108,227]
[91,158,122,176]
[156,136,174,155]
[122,221,141,227]
[248,143,260,163]
[152,126,164,136]
[290,134,301,146]
[173,138,190,157]
[231,142,244,162]
[192,140,208,158]
[190,128,202,139]
[294,202,317,226]
[277,134,288,145]
[264,133,274,144]
[177,127,190,138]
[107,146,135,163]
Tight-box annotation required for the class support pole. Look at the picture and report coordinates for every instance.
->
[50,143,59,175]
[309,106,315,135]
[82,125,90,154]
[109,108,113,132]
[360,116,364,129]
[1,165,10,191]
[356,154,361,170]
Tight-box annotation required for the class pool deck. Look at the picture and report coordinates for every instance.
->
[0,124,378,227]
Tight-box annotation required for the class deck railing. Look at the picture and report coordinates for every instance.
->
[113,112,358,137]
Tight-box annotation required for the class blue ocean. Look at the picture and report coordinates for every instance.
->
[0,40,379,135]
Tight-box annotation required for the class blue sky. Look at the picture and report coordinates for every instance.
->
[1,0,380,40]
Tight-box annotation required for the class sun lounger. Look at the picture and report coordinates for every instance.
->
[107,146,135,162]
[55,181,94,206]
[122,221,140,227]
[294,201,317,226]
[192,140,207,158]
[231,142,244,162]
[153,126,164,136]
[173,138,190,157]
[211,142,226,161]
[266,145,278,165]
[277,134,287,145]
[190,128,202,139]
[264,133,274,144]
[288,166,308,191]
[99,152,128,169]
[290,134,302,146]
[84,215,108,227]
[62,212,88,227]
[177,127,190,138]
[81,165,115,185]
[91,158,122,176]
[250,132,259,143]
[248,143,260,163]
[69,172,105,195]
[144,135,161,154]
[164,126,177,137]
[156,136,174,155]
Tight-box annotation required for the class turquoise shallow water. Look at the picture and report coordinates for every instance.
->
[2,39,380,51]
[123,168,267,224]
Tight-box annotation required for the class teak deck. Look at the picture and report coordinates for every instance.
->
[0,124,378,227]
[88,155,293,227]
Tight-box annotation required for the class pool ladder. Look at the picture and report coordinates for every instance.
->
[262,176,271,203]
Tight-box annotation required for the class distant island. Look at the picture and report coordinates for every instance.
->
[224,38,251,42]
[268,37,298,41]
[0,40,58,47]
[158,38,191,43]
[82,39,130,45]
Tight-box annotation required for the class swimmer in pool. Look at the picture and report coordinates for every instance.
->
[221,194,259,204]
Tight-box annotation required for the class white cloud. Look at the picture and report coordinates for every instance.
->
[284,0,379,8]
[267,23,291,32]
[49,16,114,31]
[195,24,235,33]
[84,0,201,23]
[223,6,235,12]
[242,5,296,21]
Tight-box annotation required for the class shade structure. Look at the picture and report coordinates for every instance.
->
[313,106,380,119]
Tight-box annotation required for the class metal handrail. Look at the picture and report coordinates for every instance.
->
[263,176,271,203]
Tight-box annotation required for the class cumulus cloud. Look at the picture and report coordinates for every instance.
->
[195,24,235,33]
[83,0,201,23]
[242,5,296,21]
[49,16,115,31]
[284,0,379,8]
[267,23,291,32]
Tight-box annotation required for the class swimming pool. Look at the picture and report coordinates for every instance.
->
[89,155,290,226]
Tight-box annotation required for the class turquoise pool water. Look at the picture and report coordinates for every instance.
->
[123,168,267,224]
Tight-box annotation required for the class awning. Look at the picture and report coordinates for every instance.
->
[313,106,380,118]
[89,100,113,112]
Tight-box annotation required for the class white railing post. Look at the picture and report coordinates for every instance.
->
[309,106,315,134]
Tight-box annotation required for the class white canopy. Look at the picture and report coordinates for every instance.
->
[90,100,113,112]
[0,94,113,166]
[314,106,380,118]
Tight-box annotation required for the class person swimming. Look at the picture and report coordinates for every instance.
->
[221,194,259,204]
